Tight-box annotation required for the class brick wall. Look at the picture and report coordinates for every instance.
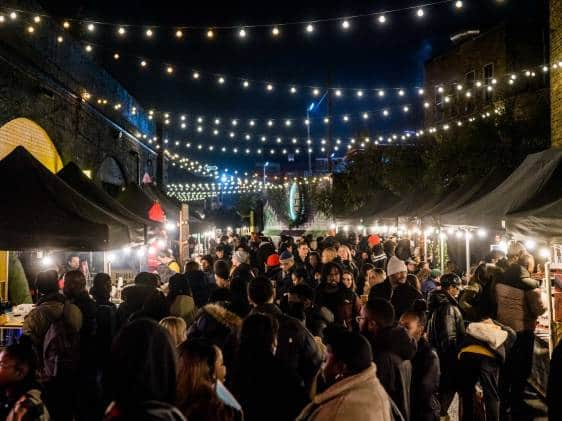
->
[552,0,562,147]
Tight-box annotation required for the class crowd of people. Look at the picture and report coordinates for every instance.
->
[0,231,560,421]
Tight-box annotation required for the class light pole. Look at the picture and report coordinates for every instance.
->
[263,161,269,187]
[306,90,329,175]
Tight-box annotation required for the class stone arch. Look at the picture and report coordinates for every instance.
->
[97,155,127,197]
[0,117,63,172]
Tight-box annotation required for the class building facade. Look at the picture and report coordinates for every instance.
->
[424,14,549,131]
[0,0,158,193]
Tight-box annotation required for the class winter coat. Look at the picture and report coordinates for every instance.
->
[495,266,546,332]
[187,271,212,308]
[187,304,242,372]
[1,385,50,421]
[459,275,498,322]
[117,284,157,327]
[458,320,516,363]
[427,290,465,356]
[314,283,343,321]
[410,337,440,421]
[296,364,392,421]
[250,303,323,389]
[23,293,82,352]
[169,295,197,326]
[368,326,416,421]
[231,351,307,421]
[93,300,117,374]
[104,401,186,421]
[368,279,424,319]
[338,288,362,331]
[305,305,334,339]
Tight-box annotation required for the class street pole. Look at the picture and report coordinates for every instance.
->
[306,109,312,175]
[545,259,554,356]
[465,230,471,276]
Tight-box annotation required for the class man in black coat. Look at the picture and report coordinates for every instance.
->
[248,277,323,392]
[368,256,423,319]
[359,297,416,421]
[427,273,465,418]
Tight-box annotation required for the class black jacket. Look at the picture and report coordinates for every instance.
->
[368,279,423,319]
[411,337,440,421]
[427,291,465,356]
[250,303,322,390]
[231,351,307,421]
[368,326,416,421]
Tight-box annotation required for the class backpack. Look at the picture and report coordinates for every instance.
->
[42,301,80,378]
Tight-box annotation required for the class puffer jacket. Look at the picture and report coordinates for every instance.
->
[251,303,323,390]
[427,291,465,356]
[23,293,82,350]
[495,265,546,332]
[296,364,392,421]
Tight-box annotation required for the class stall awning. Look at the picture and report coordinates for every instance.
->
[58,162,159,244]
[0,146,131,250]
[441,148,562,228]
[421,168,509,222]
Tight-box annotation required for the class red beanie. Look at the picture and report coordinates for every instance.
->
[266,253,280,267]
[368,235,381,247]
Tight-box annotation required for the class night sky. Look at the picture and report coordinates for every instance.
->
[40,0,540,180]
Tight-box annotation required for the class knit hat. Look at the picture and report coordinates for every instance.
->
[368,235,381,247]
[266,253,280,267]
[279,250,294,262]
[232,250,249,265]
[386,256,407,277]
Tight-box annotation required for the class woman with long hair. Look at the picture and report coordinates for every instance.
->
[176,339,241,421]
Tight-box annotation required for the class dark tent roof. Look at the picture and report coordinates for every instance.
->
[508,198,562,243]
[0,146,131,250]
[372,190,446,220]
[57,162,158,243]
[441,148,562,228]
[142,182,181,221]
[421,168,509,222]
[336,190,401,225]
[117,183,159,220]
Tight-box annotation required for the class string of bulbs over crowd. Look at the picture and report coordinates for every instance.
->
[4,1,479,44]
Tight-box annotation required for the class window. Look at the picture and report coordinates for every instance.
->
[465,70,476,88]
[483,63,494,102]
[483,63,494,85]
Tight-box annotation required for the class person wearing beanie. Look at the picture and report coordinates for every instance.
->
[231,250,249,268]
[422,268,441,297]
[368,256,422,319]
[275,251,296,301]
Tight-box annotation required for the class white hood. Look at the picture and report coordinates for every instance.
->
[466,322,508,350]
